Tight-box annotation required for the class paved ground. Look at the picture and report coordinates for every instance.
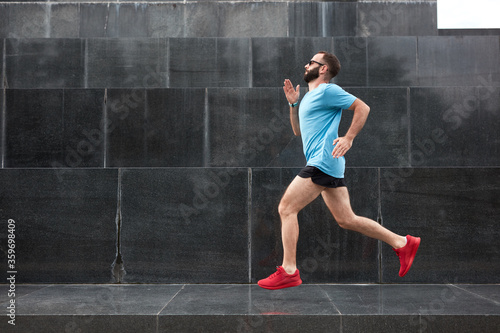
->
[1,283,499,332]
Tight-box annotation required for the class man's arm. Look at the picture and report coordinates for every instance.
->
[283,79,301,136]
[331,98,370,158]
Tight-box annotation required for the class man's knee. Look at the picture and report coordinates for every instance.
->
[335,216,356,230]
[278,200,296,219]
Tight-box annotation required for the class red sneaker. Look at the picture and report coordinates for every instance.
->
[258,266,302,290]
[393,235,421,277]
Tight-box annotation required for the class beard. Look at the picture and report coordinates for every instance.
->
[303,66,320,83]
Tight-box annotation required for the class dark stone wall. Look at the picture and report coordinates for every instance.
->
[0,1,499,284]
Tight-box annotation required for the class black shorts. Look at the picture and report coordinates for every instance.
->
[298,166,347,188]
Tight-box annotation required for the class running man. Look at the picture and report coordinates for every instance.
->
[258,51,420,290]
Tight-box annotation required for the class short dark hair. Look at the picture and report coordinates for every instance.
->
[317,51,341,80]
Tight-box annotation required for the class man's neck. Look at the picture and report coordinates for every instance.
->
[307,78,329,92]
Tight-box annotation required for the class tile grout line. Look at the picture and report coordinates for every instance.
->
[155,284,186,333]
[45,3,51,38]
[203,88,210,167]
[377,167,383,283]
[7,284,54,302]
[103,88,108,168]
[248,38,253,88]
[1,84,5,169]
[1,39,5,168]
[451,284,500,306]
[247,167,253,283]
[407,86,412,166]
[316,284,343,332]
[156,284,186,317]
[84,39,88,89]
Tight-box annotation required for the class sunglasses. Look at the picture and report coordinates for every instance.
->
[308,60,325,67]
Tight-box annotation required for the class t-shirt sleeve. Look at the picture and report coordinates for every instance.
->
[324,84,357,110]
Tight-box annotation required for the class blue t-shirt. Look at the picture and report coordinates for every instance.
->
[298,83,357,178]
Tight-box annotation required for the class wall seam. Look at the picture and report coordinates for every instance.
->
[407,86,412,166]
[248,38,253,88]
[103,88,108,168]
[247,167,253,283]
[1,39,5,168]
[111,168,125,283]
[203,88,210,167]
[377,167,383,283]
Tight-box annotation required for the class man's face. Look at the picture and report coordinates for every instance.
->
[303,55,324,83]
[303,65,320,83]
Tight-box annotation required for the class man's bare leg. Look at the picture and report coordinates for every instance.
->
[321,186,406,249]
[278,176,324,274]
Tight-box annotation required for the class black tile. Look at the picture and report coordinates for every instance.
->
[106,89,205,167]
[325,2,358,37]
[5,89,104,168]
[333,37,367,87]
[367,37,417,87]
[357,2,437,37]
[87,39,167,88]
[423,315,500,333]
[79,3,119,38]
[288,2,356,37]
[1,38,4,86]
[146,3,185,38]
[439,29,500,36]
[169,38,217,87]
[5,39,85,88]
[184,2,219,37]
[0,169,118,283]
[410,87,500,166]
[105,89,147,167]
[5,89,64,167]
[160,314,339,333]
[120,168,249,283]
[2,315,157,333]
[50,4,79,38]
[1,78,3,166]
[417,36,500,86]
[208,88,303,167]
[252,38,334,88]
[216,38,251,87]
[61,89,106,168]
[144,89,205,166]
[169,38,250,87]
[288,2,322,38]
[0,4,6,38]
[0,3,49,38]
[80,3,149,38]
[380,168,500,283]
[217,2,288,38]
[342,315,420,333]
[251,168,379,284]
[117,4,149,37]
[339,88,409,167]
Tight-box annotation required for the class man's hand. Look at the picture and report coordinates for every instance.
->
[283,79,300,105]
[332,136,353,158]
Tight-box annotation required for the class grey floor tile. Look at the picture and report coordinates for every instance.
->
[452,284,500,305]
[4,284,183,315]
[320,284,500,315]
[0,284,51,304]
[160,284,339,315]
